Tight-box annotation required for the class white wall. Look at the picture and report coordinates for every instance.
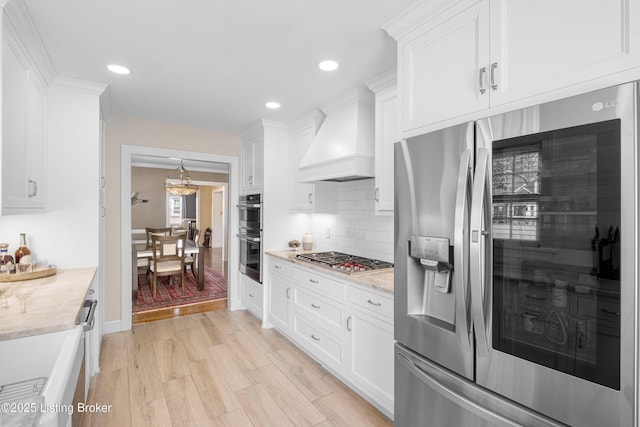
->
[310,178,394,263]
[212,190,223,247]
[0,84,102,268]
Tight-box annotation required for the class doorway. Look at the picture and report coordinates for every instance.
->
[120,145,240,331]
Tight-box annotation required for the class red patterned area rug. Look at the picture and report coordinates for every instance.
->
[134,267,227,313]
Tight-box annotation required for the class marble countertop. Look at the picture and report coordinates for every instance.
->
[0,267,97,340]
[266,250,394,295]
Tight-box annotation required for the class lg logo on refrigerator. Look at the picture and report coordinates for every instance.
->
[592,100,618,111]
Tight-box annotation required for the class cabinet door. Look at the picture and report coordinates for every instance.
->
[347,307,394,413]
[290,124,315,211]
[25,75,46,208]
[398,1,489,134]
[252,135,264,188]
[241,274,263,319]
[489,0,640,107]
[268,272,291,333]
[2,40,29,210]
[242,139,255,190]
[374,85,398,214]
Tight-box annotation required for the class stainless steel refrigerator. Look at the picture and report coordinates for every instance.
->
[394,82,638,426]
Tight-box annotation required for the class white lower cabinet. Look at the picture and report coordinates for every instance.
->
[267,260,292,332]
[265,255,394,418]
[292,312,346,376]
[240,274,263,319]
[346,298,394,415]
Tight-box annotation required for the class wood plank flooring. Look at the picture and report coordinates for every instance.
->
[81,309,393,426]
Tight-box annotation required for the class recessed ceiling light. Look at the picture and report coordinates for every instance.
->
[318,60,339,71]
[107,64,131,75]
[265,101,281,109]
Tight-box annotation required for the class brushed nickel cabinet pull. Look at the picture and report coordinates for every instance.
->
[490,62,498,91]
[479,67,487,94]
[311,303,320,309]
[28,179,38,198]
[367,299,382,307]
[347,315,352,331]
[311,334,320,341]
[309,279,319,284]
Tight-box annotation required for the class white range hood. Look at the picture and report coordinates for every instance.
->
[298,85,375,182]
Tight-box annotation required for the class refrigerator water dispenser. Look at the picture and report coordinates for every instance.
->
[408,236,455,326]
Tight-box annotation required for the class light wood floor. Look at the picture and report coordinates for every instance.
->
[82,309,392,426]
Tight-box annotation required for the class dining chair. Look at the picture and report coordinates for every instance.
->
[171,228,188,237]
[184,228,200,279]
[141,227,172,278]
[146,227,172,246]
[149,234,187,298]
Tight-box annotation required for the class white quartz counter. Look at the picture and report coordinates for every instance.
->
[0,267,96,340]
[266,250,394,294]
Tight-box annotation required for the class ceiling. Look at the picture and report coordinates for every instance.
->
[23,0,418,135]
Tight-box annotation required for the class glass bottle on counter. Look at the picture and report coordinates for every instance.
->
[0,243,15,274]
[15,233,32,266]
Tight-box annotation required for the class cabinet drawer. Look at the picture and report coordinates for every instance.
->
[270,259,292,276]
[242,275,263,318]
[292,266,344,300]
[293,286,344,336]
[347,285,393,321]
[293,313,345,374]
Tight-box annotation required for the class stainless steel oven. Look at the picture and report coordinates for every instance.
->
[238,193,262,230]
[238,194,262,283]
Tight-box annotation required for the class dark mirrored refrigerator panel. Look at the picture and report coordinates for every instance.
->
[492,120,621,390]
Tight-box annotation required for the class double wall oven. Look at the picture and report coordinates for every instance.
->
[238,193,262,283]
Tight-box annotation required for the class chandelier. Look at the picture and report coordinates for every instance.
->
[164,161,199,195]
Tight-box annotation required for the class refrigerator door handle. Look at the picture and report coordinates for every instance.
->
[470,147,491,357]
[454,149,473,348]
[397,351,520,427]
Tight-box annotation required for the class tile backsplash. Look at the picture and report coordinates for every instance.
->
[310,179,394,262]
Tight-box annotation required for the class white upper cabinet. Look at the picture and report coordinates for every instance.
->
[385,0,640,137]
[2,27,47,214]
[367,71,400,215]
[241,130,264,193]
[288,110,338,213]
[489,0,640,107]
[395,1,489,135]
[289,113,320,211]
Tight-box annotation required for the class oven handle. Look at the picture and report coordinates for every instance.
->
[237,234,261,243]
[237,203,262,209]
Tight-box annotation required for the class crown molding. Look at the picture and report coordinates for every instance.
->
[382,0,468,40]
[288,108,326,135]
[321,84,374,115]
[50,75,108,96]
[3,0,56,85]
[365,68,397,93]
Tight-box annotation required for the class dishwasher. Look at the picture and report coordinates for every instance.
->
[0,298,97,427]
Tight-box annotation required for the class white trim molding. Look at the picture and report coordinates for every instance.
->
[121,145,240,331]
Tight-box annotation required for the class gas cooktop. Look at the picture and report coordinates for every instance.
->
[295,251,393,274]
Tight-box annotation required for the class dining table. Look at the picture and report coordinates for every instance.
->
[132,239,205,298]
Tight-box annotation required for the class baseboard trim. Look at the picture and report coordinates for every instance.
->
[103,320,122,335]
